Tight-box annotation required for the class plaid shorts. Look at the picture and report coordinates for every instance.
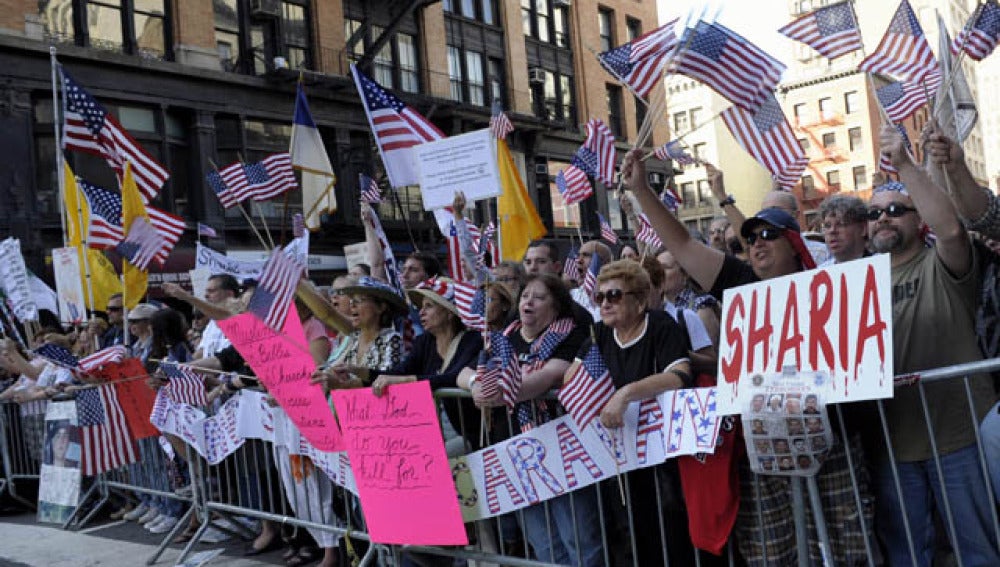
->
[734,430,875,566]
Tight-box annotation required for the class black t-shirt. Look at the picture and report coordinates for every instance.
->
[507,318,588,367]
[709,254,759,301]
[589,310,692,389]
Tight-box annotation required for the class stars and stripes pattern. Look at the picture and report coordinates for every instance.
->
[206,170,238,209]
[636,398,665,463]
[365,206,405,296]
[859,0,940,86]
[247,248,304,331]
[476,331,521,409]
[477,221,499,270]
[453,280,487,332]
[489,99,515,140]
[654,140,697,165]
[876,80,927,122]
[563,247,581,281]
[219,153,298,203]
[359,173,382,204]
[78,384,138,476]
[447,222,469,282]
[556,166,593,206]
[661,188,682,214]
[636,213,664,250]
[159,362,208,407]
[558,343,616,430]
[352,64,444,188]
[34,343,79,369]
[197,222,218,238]
[60,67,169,203]
[77,346,128,374]
[597,213,618,244]
[778,1,863,60]
[721,93,808,190]
[598,20,679,97]
[583,119,617,186]
[581,252,602,299]
[115,216,163,271]
[78,180,124,248]
[952,1,1000,61]
[673,21,785,112]
[292,213,305,239]
[879,124,914,174]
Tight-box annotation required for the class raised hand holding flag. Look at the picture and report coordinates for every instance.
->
[247,247,304,331]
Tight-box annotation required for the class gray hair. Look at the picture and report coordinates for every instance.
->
[818,194,867,225]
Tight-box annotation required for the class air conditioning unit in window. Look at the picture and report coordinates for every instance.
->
[553,0,571,6]
[535,163,549,175]
[528,67,546,85]
[250,0,281,19]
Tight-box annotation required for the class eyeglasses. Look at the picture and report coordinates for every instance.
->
[866,203,917,221]
[348,297,373,307]
[746,228,785,246]
[106,306,123,312]
[593,289,639,305]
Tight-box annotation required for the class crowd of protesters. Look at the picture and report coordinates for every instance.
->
[1,121,999,566]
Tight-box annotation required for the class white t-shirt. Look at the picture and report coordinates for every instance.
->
[199,320,232,359]
[570,287,601,322]
[663,302,713,352]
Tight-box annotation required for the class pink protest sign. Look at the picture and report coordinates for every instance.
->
[218,306,343,451]
[331,381,468,545]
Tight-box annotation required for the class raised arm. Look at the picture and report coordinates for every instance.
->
[162,283,233,321]
[705,163,748,248]
[622,149,725,291]
[361,202,388,283]
[923,123,999,239]
[881,125,971,276]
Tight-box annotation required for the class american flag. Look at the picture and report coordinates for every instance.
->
[197,222,218,238]
[598,20,679,98]
[563,247,581,281]
[879,124,914,174]
[477,331,521,409]
[556,166,593,206]
[581,252,602,299]
[477,221,499,270]
[447,222,469,282]
[365,206,405,296]
[721,94,808,190]
[78,180,124,248]
[583,119,617,186]
[778,1,863,60]
[597,213,618,244]
[115,216,163,270]
[636,213,664,249]
[489,100,515,140]
[359,173,382,204]
[159,362,207,406]
[247,248,304,331]
[34,343,79,369]
[206,170,239,209]
[292,213,305,238]
[673,21,785,112]
[661,187,682,214]
[558,343,616,429]
[77,345,128,374]
[952,1,1000,61]
[78,384,138,476]
[220,153,298,203]
[859,0,940,87]
[453,280,487,332]
[60,67,169,203]
[78,181,182,264]
[876,80,927,122]
[351,64,444,188]
[654,140,697,165]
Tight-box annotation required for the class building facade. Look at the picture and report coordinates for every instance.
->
[0,0,669,290]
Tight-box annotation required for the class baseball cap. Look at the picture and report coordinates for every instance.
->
[740,207,816,271]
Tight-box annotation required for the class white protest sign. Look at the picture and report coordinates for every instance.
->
[52,247,87,325]
[343,242,369,270]
[717,255,894,415]
[0,238,38,321]
[195,242,264,280]
[189,268,211,301]
[416,128,501,210]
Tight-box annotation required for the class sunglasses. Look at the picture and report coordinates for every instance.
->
[866,203,917,221]
[593,289,639,305]
[746,227,785,246]
[106,306,123,312]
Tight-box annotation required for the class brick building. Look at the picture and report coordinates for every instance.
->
[0,0,670,287]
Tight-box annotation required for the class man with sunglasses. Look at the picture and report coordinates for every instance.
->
[868,126,998,566]
[622,148,869,566]
[100,293,125,348]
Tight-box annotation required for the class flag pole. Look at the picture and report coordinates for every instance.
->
[390,187,420,252]
[209,159,270,250]
[51,48,68,245]
[236,152,276,249]
[931,1,982,118]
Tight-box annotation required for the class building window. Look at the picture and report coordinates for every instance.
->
[216,0,241,71]
[690,107,702,129]
[560,74,574,122]
[798,138,810,151]
[281,2,309,69]
[693,143,707,163]
[212,1,311,74]
[536,0,550,42]
[673,111,689,134]
[697,180,712,203]
[848,127,862,151]
[344,18,364,62]
[626,17,642,42]
[41,0,170,59]
[553,4,569,47]
[466,51,486,106]
[793,103,808,123]
[598,8,614,51]
[606,84,624,139]
[822,132,836,148]
[531,69,573,121]
[819,97,833,114]
[489,58,504,105]
[680,182,696,207]
[523,1,568,46]
[461,0,475,18]
[844,91,860,114]
[448,46,463,101]
[372,26,394,88]
[826,169,840,190]
[852,165,867,190]
[398,33,419,93]
[802,175,815,195]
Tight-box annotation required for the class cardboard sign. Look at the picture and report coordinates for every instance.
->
[52,247,87,325]
[717,255,894,415]
[195,242,264,280]
[331,381,467,545]
[343,242,369,270]
[416,129,500,210]
[218,307,344,452]
[0,238,38,321]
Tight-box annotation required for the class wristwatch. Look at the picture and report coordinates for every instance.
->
[719,195,736,207]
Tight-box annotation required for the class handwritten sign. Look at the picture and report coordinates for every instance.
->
[416,128,500,210]
[717,255,894,415]
[0,238,38,321]
[219,306,343,452]
[331,381,467,545]
[195,242,264,280]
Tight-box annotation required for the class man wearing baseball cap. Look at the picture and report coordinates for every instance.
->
[621,148,867,565]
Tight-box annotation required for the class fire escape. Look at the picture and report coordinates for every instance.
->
[792,109,848,211]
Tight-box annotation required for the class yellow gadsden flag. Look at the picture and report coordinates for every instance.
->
[63,162,121,310]
[496,139,546,262]
[121,163,148,309]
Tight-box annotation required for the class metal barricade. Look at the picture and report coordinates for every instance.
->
[0,400,40,508]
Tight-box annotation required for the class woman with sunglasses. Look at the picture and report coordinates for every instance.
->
[583,259,696,565]
[460,272,601,566]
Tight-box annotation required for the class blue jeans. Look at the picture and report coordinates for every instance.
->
[981,401,1000,501]
[521,487,603,567]
[876,443,1000,566]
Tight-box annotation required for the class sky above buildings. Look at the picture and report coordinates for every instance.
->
[656,0,788,61]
